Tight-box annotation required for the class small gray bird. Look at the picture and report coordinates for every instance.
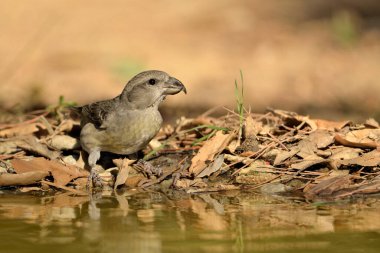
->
[76,70,186,187]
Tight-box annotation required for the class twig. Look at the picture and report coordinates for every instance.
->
[41,180,88,196]
[267,132,290,151]
[0,111,49,130]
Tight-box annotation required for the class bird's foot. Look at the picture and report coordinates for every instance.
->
[86,169,103,190]
[134,160,162,178]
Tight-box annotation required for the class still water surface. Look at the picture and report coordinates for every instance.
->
[0,190,379,253]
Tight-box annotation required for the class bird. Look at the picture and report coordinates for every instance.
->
[75,70,186,188]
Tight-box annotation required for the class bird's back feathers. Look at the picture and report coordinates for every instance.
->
[78,96,121,128]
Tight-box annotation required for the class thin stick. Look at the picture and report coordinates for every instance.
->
[0,111,49,130]
[41,180,88,196]
[268,132,290,151]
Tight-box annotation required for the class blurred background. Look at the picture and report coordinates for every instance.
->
[1,0,380,121]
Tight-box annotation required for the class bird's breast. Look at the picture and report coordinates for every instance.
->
[102,108,163,154]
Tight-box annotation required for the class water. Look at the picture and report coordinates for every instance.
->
[0,190,379,253]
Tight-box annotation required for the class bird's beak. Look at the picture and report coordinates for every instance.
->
[163,77,187,95]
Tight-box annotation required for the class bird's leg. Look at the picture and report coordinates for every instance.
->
[87,149,103,189]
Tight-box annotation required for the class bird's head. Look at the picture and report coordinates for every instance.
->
[121,70,186,109]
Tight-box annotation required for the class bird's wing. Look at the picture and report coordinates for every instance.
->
[80,97,119,129]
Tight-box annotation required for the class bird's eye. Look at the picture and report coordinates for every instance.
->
[148,79,156,85]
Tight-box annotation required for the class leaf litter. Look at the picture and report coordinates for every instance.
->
[0,108,379,201]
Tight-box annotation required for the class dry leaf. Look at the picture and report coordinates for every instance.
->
[304,175,352,199]
[114,158,134,189]
[290,154,325,170]
[296,139,318,159]
[0,171,49,186]
[189,131,233,176]
[314,119,351,131]
[0,141,18,154]
[71,177,88,189]
[175,178,207,189]
[364,118,380,129]
[338,150,380,167]
[273,147,299,166]
[226,138,239,153]
[271,109,317,130]
[330,147,362,160]
[125,175,146,187]
[55,120,78,133]
[335,134,379,149]
[308,130,334,149]
[11,157,89,187]
[197,154,224,178]
[244,115,260,138]
[335,176,380,198]
[15,135,60,159]
[345,129,380,143]
[0,123,46,138]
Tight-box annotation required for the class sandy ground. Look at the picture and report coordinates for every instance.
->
[0,0,380,120]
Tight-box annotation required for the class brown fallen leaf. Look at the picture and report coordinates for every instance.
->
[189,131,233,176]
[71,177,88,189]
[296,139,318,159]
[335,134,379,149]
[0,171,49,186]
[11,157,89,187]
[335,176,380,198]
[308,130,334,149]
[290,154,325,170]
[15,135,60,159]
[364,118,380,129]
[345,128,380,143]
[314,119,351,131]
[0,123,47,138]
[330,147,362,160]
[273,147,299,166]
[114,158,134,189]
[125,175,145,188]
[244,114,261,138]
[338,150,380,167]
[55,119,78,134]
[270,109,317,130]
[304,175,352,199]
[0,141,18,154]
[197,154,224,178]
